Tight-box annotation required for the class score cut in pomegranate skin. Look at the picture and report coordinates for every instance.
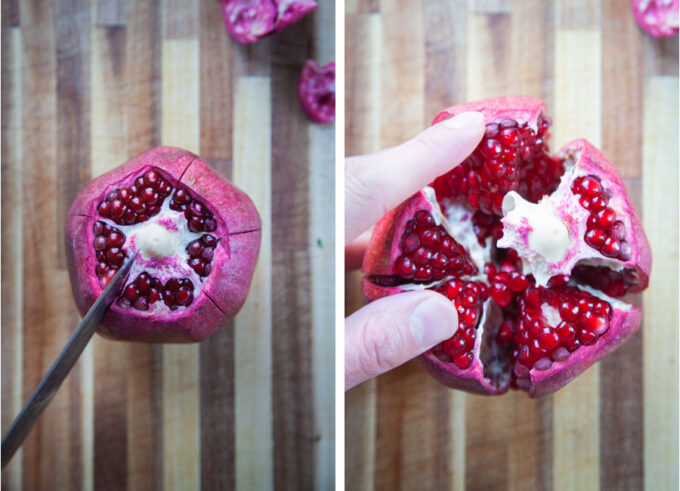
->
[65,147,261,343]
[362,96,651,397]
[298,60,335,124]
[221,0,317,44]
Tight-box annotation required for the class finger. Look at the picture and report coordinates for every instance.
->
[345,290,458,390]
[345,231,371,271]
[345,111,485,243]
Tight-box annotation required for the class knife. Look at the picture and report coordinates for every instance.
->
[1,250,139,468]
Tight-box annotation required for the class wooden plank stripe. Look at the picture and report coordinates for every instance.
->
[233,75,273,491]
[93,0,125,27]
[642,75,679,491]
[163,0,199,39]
[309,123,336,491]
[199,0,233,161]
[1,0,20,26]
[270,20,317,490]
[161,37,201,491]
[125,0,162,155]
[601,0,642,179]
[552,28,602,491]
[1,26,24,491]
[310,1,335,485]
[18,1,75,489]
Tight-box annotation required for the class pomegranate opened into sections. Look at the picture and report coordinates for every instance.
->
[65,147,261,343]
[362,96,651,397]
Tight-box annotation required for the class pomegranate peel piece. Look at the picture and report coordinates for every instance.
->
[65,146,261,343]
[630,0,679,37]
[362,96,651,396]
[221,0,317,44]
[298,60,335,124]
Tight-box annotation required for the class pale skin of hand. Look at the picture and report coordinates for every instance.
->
[345,111,486,390]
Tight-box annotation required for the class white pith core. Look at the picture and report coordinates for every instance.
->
[135,222,181,259]
[503,191,571,263]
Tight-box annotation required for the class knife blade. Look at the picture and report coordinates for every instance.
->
[1,250,139,468]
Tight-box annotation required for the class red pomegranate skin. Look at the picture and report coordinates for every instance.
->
[65,147,261,343]
[630,0,679,37]
[221,0,317,44]
[362,96,651,397]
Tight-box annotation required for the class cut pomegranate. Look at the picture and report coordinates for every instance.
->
[220,0,317,44]
[362,96,651,397]
[298,60,335,124]
[65,146,261,343]
[630,0,679,37]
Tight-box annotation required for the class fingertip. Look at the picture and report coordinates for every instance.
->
[410,291,458,350]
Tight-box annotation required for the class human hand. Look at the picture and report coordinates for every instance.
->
[345,111,485,390]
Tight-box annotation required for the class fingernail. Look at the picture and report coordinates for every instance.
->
[441,111,485,130]
[410,295,458,350]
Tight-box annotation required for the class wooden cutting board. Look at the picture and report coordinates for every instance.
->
[1,0,334,489]
[346,0,678,489]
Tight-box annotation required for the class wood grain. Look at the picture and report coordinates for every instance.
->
[1,0,335,489]
[345,1,679,490]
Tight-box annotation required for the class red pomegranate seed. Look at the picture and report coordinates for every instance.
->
[176,287,193,306]
[187,240,203,257]
[201,247,214,261]
[124,284,139,301]
[106,248,124,266]
[98,201,110,217]
[490,282,511,307]
[166,278,180,291]
[174,189,189,203]
[453,351,474,369]
[585,229,606,248]
[149,289,161,302]
[441,333,466,356]
[202,234,217,247]
[134,297,149,311]
[107,232,125,248]
[94,237,107,251]
[602,237,621,258]
[189,258,205,275]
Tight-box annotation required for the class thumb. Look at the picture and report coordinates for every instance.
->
[345,290,458,390]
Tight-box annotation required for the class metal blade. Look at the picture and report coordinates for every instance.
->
[1,250,139,468]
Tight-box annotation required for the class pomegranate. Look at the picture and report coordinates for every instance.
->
[362,96,651,397]
[65,147,261,343]
[630,0,679,37]
[298,60,335,124]
[221,0,317,44]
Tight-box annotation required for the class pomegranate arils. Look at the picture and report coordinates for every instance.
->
[471,211,503,246]
[571,175,630,261]
[433,115,561,215]
[394,210,476,282]
[163,277,195,310]
[433,279,488,366]
[92,220,128,287]
[97,168,172,225]
[170,187,217,233]
[511,287,612,369]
